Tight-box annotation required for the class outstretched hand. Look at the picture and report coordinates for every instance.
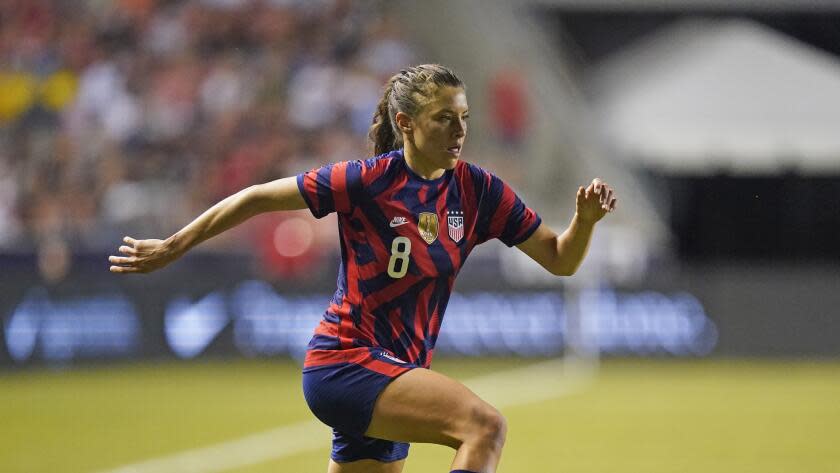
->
[109,236,176,274]
[576,178,617,224]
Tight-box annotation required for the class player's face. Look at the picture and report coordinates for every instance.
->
[411,86,469,170]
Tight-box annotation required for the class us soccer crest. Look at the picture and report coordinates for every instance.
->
[447,210,464,243]
[417,212,439,244]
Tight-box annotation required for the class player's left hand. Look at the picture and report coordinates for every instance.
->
[576,178,617,224]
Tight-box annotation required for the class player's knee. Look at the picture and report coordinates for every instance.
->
[483,408,507,449]
[468,403,507,450]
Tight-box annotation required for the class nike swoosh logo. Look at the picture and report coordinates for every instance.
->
[165,293,229,359]
[389,221,408,227]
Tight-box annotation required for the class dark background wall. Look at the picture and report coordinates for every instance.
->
[2,253,837,368]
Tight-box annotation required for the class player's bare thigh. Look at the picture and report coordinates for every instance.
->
[365,367,502,447]
[327,458,405,473]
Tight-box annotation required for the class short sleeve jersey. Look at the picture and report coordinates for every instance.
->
[297,149,541,368]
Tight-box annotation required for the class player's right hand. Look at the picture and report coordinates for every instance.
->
[109,236,175,274]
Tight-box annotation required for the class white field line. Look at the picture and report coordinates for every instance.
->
[95,357,596,473]
[97,419,328,473]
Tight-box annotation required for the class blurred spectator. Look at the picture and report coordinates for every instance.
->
[360,13,415,79]
[199,53,252,119]
[37,236,71,284]
[66,53,141,142]
[488,67,529,149]
[286,61,341,131]
[0,153,22,248]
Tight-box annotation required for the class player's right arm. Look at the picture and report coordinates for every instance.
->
[108,177,307,274]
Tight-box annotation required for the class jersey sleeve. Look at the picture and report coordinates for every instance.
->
[475,171,542,247]
[296,160,365,218]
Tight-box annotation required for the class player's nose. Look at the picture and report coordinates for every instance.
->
[452,119,466,137]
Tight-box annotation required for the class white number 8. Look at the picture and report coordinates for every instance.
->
[387,236,411,279]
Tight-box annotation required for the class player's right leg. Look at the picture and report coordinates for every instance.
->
[365,367,507,473]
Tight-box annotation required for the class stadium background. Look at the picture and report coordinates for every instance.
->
[1,0,838,472]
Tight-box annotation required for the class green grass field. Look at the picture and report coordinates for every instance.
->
[2,357,839,473]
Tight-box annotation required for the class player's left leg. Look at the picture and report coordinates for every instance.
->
[327,458,405,473]
[364,367,506,472]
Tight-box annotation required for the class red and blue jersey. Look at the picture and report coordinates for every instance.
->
[297,149,541,372]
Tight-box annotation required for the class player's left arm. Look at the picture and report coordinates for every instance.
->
[516,178,616,276]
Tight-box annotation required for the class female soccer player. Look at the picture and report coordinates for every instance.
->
[109,64,617,473]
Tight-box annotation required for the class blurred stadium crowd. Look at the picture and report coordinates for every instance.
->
[0,0,415,254]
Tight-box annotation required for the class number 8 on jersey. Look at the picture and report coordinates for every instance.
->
[387,236,411,278]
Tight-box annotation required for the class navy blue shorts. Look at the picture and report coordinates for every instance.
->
[302,347,418,463]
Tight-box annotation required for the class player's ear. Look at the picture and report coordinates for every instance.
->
[395,111,412,134]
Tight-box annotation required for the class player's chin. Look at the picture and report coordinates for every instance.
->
[442,151,460,168]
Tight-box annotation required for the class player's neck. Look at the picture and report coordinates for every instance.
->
[403,146,446,180]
